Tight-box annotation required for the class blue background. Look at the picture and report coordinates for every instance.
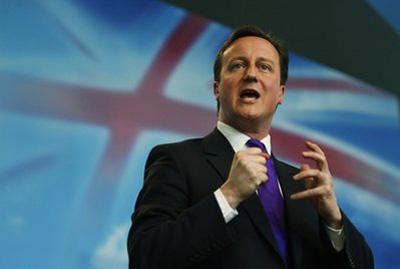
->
[1,0,399,268]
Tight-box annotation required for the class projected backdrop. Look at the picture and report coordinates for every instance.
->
[0,0,399,268]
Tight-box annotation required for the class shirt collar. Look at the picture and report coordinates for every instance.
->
[217,121,271,154]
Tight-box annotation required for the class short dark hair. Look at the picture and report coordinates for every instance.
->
[213,25,289,85]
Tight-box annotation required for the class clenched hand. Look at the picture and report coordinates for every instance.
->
[221,147,269,209]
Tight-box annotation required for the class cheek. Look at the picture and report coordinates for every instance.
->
[261,76,278,87]
[262,78,281,95]
[221,75,234,86]
[219,80,236,97]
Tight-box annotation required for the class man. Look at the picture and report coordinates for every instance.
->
[127,26,373,269]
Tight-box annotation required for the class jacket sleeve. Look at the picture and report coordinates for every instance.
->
[319,211,374,269]
[341,212,374,269]
[127,145,236,269]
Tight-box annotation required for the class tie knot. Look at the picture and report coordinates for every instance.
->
[246,138,267,153]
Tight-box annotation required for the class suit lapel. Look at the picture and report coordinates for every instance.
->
[202,128,234,183]
[240,194,282,256]
[275,157,320,269]
[202,129,282,258]
[275,158,304,269]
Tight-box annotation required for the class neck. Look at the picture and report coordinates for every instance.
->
[242,130,268,140]
[219,118,271,140]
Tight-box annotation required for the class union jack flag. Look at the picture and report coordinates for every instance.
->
[0,1,399,268]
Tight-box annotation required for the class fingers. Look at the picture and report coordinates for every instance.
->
[241,148,270,159]
[302,151,325,163]
[294,142,341,224]
[223,148,271,206]
[245,155,268,165]
[293,166,332,188]
[290,184,333,200]
[248,162,267,175]
[300,163,310,171]
[291,142,334,201]
[232,148,269,185]
[236,148,269,166]
[300,164,315,190]
[256,171,268,184]
[242,147,265,155]
[303,141,329,171]
[305,141,324,155]
[293,169,323,181]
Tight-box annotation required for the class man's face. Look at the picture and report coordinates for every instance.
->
[214,36,285,132]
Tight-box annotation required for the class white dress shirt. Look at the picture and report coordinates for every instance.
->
[213,121,345,251]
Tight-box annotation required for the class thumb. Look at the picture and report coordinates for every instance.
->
[300,163,310,171]
[301,164,314,190]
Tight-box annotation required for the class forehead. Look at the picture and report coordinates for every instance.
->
[222,36,279,62]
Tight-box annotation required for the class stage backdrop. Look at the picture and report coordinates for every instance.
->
[1,0,399,268]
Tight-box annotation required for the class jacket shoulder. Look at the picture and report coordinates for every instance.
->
[150,137,203,155]
[145,137,204,167]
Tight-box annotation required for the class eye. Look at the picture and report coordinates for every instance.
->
[229,62,246,71]
[259,63,272,72]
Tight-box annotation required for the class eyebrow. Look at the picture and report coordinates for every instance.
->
[228,56,275,66]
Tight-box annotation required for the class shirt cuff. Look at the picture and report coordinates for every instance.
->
[324,224,345,252]
[214,188,239,223]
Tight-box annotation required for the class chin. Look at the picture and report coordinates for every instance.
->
[235,114,263,125]
[237,109,263,120]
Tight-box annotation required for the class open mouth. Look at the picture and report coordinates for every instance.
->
[239,89,260,100]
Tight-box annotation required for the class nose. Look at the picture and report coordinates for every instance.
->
[243,64,258,83]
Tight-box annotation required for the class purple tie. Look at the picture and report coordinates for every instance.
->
[246,138,288,268]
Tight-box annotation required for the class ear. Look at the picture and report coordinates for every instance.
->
[278,85,285,104]
[213,81,220,99]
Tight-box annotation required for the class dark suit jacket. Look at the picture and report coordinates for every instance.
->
[128,129,373,269]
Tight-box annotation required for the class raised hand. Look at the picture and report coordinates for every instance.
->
[290,141,342,228]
